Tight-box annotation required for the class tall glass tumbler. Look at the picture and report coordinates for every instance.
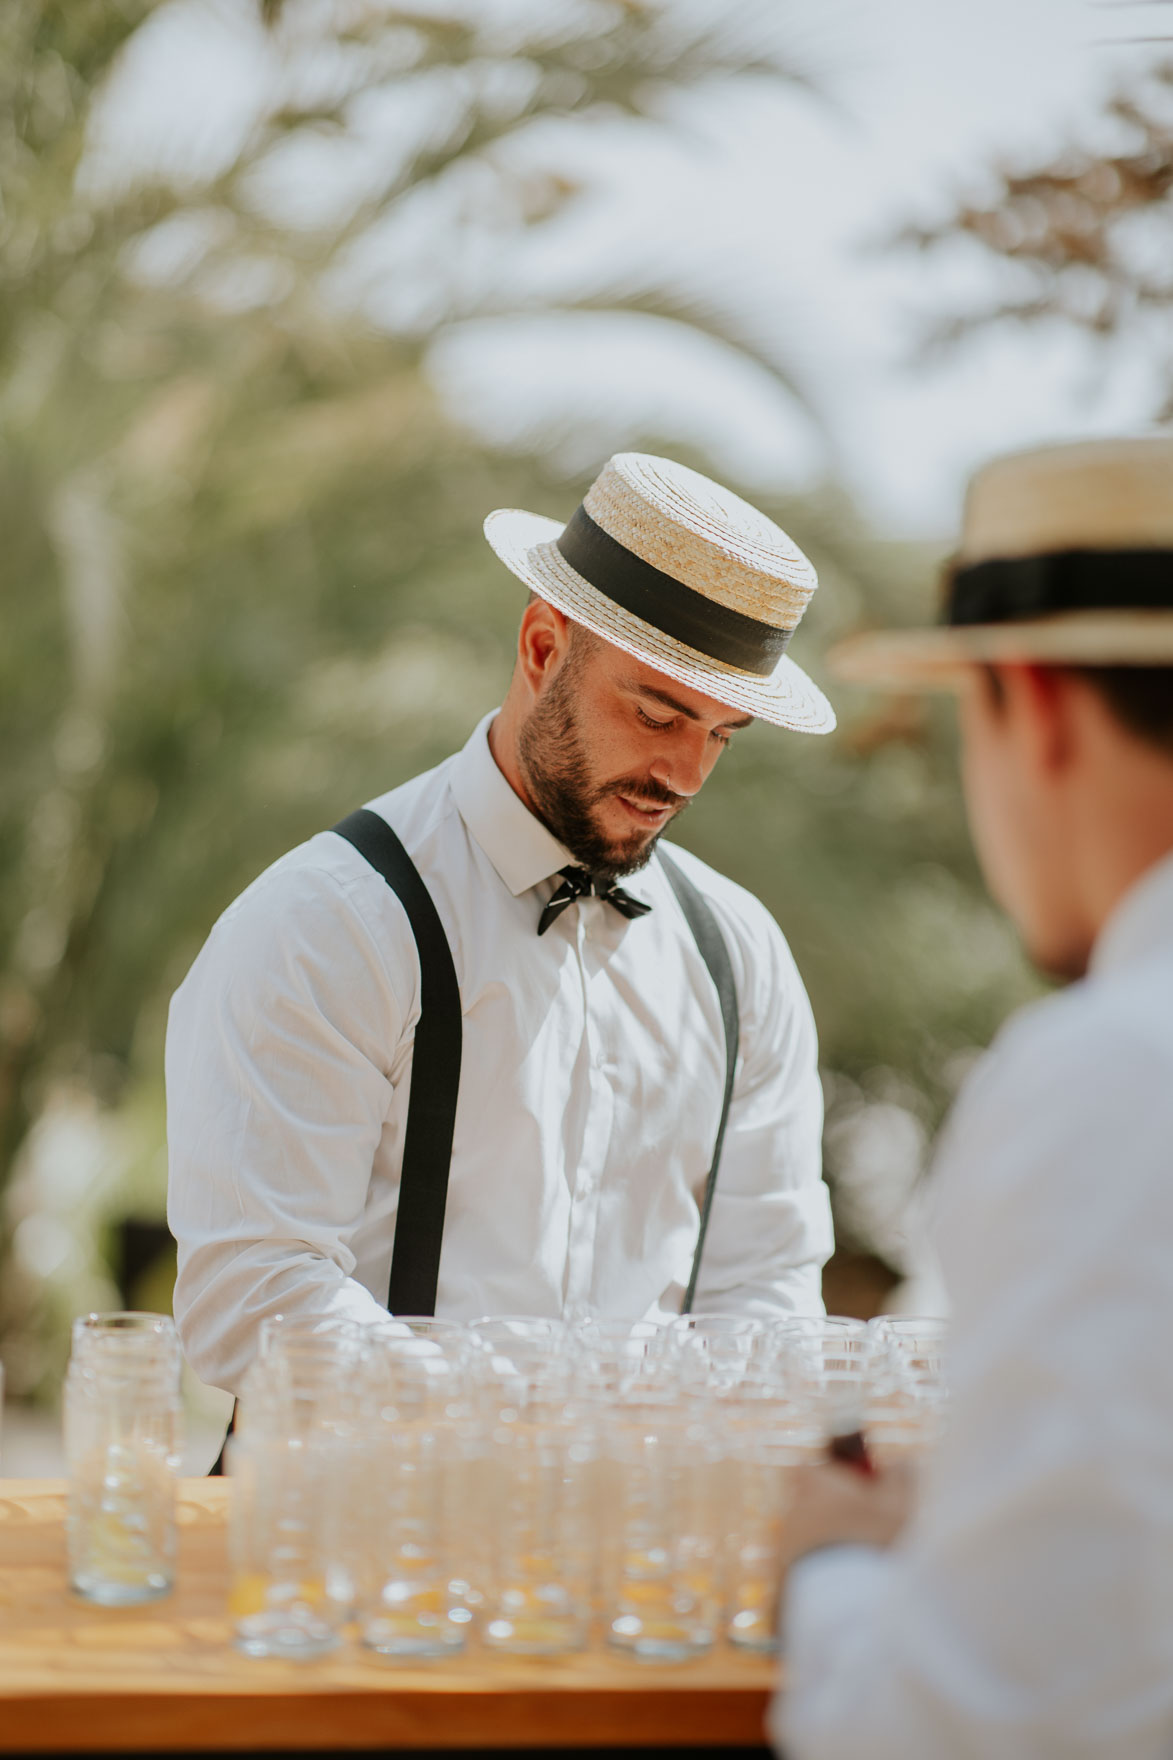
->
[228,1324,370,1657]
[358,1332,474,1659]
[597,1391,724,1662]
[228,1425,351,1659]
[65,1313,183,1606]
[477,1346,596,1656]
[722,1389,821,1652]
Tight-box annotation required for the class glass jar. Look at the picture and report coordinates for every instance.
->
[64,1313,183,1606]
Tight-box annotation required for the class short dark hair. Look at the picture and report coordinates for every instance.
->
[1071,667,1173,756]
[982,664,1173,755]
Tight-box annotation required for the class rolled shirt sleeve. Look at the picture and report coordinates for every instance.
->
[166,844,414,1391]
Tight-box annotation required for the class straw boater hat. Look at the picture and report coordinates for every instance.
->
[831,435,1173,687]
[484,452,835,733]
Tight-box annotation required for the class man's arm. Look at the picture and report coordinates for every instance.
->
[166,843,415,1391]
[774,1007,1173,1760]
[687,874,832,1317]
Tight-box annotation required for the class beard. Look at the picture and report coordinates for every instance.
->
[517,660,689,881]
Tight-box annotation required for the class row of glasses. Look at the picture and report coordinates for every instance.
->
[225,1309,949,1661]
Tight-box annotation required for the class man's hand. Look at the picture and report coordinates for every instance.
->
[779,1458,917,1574]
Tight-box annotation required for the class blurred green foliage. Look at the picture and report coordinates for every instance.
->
[1,0,1041,1389]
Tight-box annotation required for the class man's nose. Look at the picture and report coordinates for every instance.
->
[648,730,710,798]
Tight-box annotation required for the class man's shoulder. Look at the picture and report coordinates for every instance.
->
[215,753,463,934]
[985,950,1173,1088]
[655,838,785,953]
[940,957,1173,1197]
[360,751,462,857]
[653,839,806,1015]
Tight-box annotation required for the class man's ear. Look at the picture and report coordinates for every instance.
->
[517,597,570,698]
[996,664,1077,777]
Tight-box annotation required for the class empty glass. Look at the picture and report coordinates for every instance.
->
[228,1322,366,1657]
[865,1316,949,1463]
[228,1428,351,1659]
[597,1391,724,1662]
[477,1345,595,1656]
[358,1330,474,1659]
[65,1312,183,1606]
[722,1387,820,1652]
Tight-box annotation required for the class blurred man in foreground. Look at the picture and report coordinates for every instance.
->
[775,436,1173,1760]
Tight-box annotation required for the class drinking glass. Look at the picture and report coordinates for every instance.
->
[469,1316,569,1352]
[576,1318,667,1352]
[668,1314,763,1352]
[866,1316,949,1464]
[476,1347,595,1656]
[377,1316,472,1354]
[71,1310,183,1365]
[256,1312,367,1363]
[65,1313,183,1606]
[227,1427,351,1659]
[670,1315,764,1393]
[722,1387,820,1652]
[868,1316,948,1380]
[358,1330,475,1658]
[229,1325,369,1655]
[597,1390,724,1662]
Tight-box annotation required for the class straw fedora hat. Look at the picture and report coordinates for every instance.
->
[831,435,1173,688]
[484,452,835,733]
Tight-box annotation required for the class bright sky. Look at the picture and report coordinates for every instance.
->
[93,0,1165,536]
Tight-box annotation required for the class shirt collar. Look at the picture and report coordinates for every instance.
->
[450,711,574,896]
[1091,847,1173,979]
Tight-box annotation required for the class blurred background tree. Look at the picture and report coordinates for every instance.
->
[1,0,1056,1405]
[894,56,1173,412]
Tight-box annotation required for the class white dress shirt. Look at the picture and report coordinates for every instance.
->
[167,713,831,1391]
[776,848,1173,1760]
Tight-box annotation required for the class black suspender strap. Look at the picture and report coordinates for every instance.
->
[331,809,463,1317]
[658,850,740,1315]
[207,807,462,1476]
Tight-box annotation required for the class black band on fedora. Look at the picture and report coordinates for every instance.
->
[947,548,1173,628]
[556,504,793,676]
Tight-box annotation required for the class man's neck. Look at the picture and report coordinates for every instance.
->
[1076,741,1173,953]
[487,696,537,816]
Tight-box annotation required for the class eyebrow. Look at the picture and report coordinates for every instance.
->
[633,681,754,732]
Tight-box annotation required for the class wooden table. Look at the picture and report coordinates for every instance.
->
[0,1481,778,1756]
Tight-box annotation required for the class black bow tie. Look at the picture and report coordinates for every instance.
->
[537,866,653,937]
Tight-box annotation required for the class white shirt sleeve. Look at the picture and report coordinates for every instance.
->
[692,891,831,1318]
[166,848,413,1391]
[774,1003,1173,1760]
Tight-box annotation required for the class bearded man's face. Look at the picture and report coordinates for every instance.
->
[517,620,750,879]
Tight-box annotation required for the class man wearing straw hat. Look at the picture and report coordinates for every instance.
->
[773,435,1173,1760]
[167,453,836,1399]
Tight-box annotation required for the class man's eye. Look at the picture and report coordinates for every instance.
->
[636,707,671,730]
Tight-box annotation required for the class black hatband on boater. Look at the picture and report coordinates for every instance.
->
[555,503,793,677]
[946,548,1173,628]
